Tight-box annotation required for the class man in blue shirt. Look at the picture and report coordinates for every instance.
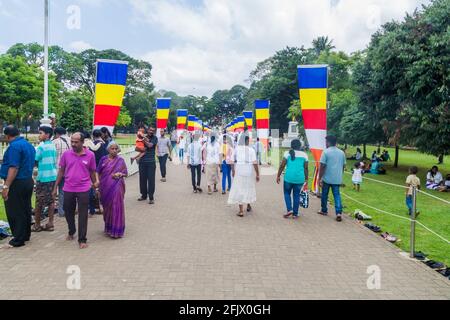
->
[0,126,36,248]
[317,135,346,222]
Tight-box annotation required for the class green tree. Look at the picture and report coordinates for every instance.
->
[59,90,92,132]
[312,36,336,56]
[0,55,45,126]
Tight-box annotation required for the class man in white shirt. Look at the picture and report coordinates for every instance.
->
[52,127,70,217]
[187,134,203,193]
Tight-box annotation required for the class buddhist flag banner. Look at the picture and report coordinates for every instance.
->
[93,59,129,133]
[177,109,188,136]
[188,115,195,132]
[297,64,328,194]
[243,111,253,132]
[255,100,270,157]
[236,116,245,133]
[156,98,171,135]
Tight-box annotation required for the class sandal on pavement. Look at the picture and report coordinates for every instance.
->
[42,224,54,232]
[317,211,328,216]
[284,212,293,219]
[31,225,43,233]
[237,212,244,217]
[247,205,252,212]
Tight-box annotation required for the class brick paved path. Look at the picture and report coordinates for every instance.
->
[0,162,449,300]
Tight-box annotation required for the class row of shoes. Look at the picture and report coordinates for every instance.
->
[415,251,449,280]
[363,222,399,243]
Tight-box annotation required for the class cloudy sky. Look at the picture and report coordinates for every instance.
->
[0,0,430,96]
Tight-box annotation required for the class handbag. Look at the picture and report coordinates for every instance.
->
[299,188,309,209]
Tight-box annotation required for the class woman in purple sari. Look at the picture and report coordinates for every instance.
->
[97,142,128,239]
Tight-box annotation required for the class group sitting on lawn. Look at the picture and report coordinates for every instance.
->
[426,166,450,192]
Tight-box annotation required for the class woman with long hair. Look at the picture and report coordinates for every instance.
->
[276,139,309,219]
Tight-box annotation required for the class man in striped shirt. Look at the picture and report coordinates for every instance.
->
[33,126,58,232]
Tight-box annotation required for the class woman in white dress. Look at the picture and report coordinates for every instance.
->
[205,135,220,194]
[228,135,260,217]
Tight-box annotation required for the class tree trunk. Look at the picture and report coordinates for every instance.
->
[394,145,399,168]
[363,144,367,159]
[377,142,381,154]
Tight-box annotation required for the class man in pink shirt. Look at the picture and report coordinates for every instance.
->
[52,132,98,249]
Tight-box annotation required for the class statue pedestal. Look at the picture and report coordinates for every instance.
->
[282,121,299,148]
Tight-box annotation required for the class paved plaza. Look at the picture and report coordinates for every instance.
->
[0,162,449,300]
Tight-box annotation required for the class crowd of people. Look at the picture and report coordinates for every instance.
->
[1,120,447,250]
[0,125,127,249]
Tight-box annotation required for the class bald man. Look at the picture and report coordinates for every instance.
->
[52,132,98,249]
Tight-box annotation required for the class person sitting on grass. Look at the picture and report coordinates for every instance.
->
[425,166,444,190]
[380,150,391,161]
[405,166,420,217]
[437,174,450,192]
[351,162,364,192]
[370,158,386,175]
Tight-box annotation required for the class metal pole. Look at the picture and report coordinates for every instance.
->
[40,0,51,128]
[410,186,417,258]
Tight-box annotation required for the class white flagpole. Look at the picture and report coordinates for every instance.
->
[41,0,51,128]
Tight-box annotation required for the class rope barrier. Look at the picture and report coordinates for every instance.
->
[341,192,450,245]
[344,171,450,205]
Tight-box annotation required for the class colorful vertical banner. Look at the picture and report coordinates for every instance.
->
[236,116,245,133]
[255,100,270,154]
[243,111,253,132]
[177,109,188,136]
[188,115,195,132]
[297,64,328,194]
[156,98,171,135]
[93,59,129,133]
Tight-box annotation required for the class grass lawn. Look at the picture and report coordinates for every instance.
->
[271,145,450,266]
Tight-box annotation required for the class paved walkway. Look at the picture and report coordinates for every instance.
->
[0,162,449,300]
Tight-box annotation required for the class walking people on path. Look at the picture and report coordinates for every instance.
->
[52,132,98,249]
[33,126,58,232]
[52,127,70,217]
[157,129,172,182]
[317,135,346,222]
[205,135,220,195]
[170,129,178,154]
[97,141,128,239]
[276,139,308,219]
[1,126,35,248]
[220,134,233,195]
[101,127,112,146]
[178,135,186,164]
[253,137,264,165]
[137,126,158,204]
[228,135,260,217]
[187,134,203,193]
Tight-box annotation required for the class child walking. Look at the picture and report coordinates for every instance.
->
[352,162,363,192]
[405,166,421,217]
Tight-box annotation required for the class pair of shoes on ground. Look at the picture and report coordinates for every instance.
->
[423,260,445,270]
[137,197,154,204]
[317,211,342,222]
[365,223,381,233]
[381,232,398,243]
[353,209,372,221]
